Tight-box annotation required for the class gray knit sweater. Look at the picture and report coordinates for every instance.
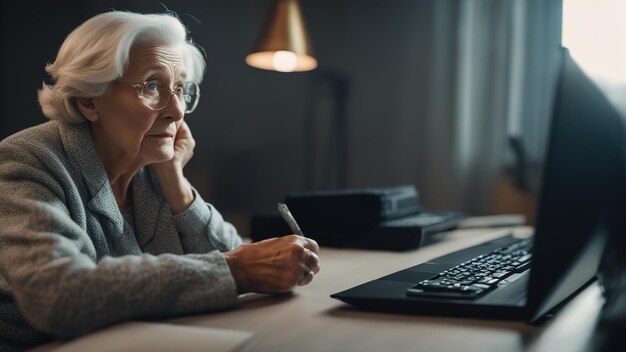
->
[0,121,243,350]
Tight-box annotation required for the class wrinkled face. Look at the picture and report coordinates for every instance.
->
[93,44,186,164]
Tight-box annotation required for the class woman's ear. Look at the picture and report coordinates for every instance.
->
[76,97,99,122]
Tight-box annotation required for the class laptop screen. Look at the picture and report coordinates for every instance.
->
[526,48,626,321]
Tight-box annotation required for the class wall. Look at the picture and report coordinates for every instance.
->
[0,0,487,235]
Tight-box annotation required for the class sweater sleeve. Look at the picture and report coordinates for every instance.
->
[0,145,239,338]
[173,189,243,253]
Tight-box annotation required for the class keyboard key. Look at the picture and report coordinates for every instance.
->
[513,262,531,272]
[491,271,511,279]
[478,277,499,285]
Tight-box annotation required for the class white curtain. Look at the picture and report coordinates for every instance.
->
[299,0,563,218]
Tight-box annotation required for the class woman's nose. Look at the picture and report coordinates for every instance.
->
[162,92,185,121]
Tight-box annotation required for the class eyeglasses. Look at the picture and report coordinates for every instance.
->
[117,80,201,114]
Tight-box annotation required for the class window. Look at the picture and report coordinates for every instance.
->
[562,0,626,114]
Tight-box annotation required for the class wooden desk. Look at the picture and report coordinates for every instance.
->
[165,227,604,352]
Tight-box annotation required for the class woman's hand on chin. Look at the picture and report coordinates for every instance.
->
[151,121,196,214]
[152,121,195,174]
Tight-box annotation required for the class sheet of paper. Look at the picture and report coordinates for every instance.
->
[30,322,254,352]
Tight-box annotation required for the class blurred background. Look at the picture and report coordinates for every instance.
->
[1,0,624,236]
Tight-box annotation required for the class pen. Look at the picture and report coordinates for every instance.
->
[277,203,304,237]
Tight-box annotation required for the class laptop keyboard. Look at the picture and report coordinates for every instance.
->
[406,238,533,299]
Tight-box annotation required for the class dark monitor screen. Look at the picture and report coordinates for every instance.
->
[527,47,626,321]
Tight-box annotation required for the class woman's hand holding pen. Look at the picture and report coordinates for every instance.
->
[224,235,321,294]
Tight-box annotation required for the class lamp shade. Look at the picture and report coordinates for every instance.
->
[246,0,317,72]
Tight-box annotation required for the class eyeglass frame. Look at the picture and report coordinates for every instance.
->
[116,80,201,114]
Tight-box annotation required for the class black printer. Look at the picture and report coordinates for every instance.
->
[250,185,465,251]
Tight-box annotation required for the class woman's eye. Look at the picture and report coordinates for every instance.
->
[145,82,159,92]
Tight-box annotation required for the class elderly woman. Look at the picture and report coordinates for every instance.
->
[0,11,320,350]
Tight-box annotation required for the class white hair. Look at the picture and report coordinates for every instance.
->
[38,11,206,123]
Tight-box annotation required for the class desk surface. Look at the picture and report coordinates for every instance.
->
[163,227,604,352]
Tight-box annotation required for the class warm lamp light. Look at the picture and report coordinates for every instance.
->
[246,0,317,72]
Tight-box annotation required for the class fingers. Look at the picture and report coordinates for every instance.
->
[303,248,320,275]
[297,270,315,286]
[297,250,319,286]
[288,235,320,271]
[282,234,320,288]
[296,239,320,287]
[175,121,195,148]
[172,121,195,168]
[177,120,192,138]
[301,236,320,255]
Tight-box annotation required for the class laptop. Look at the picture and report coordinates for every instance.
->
[331,47,626,323]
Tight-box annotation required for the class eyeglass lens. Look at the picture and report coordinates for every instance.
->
[141,81,200,113]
